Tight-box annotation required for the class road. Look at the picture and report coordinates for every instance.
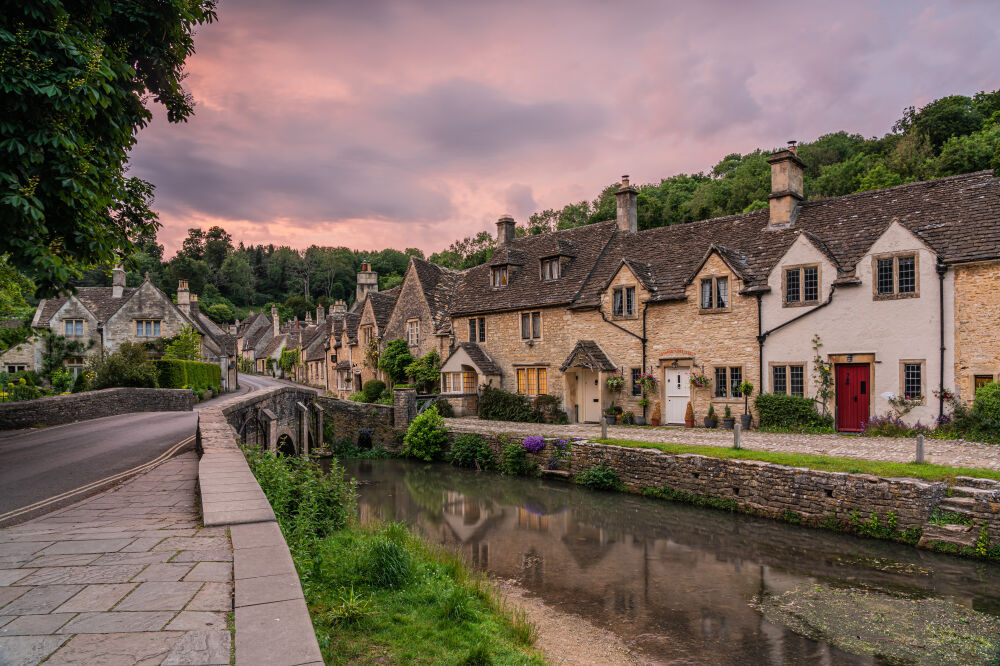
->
[0,373,291,525]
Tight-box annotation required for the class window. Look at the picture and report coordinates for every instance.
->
[631,368,642,396]
[135,320,161,337]
[463,371,475,393]
[5,364,26,373]
[975,375,995,392]
[714,366,743,398]
[362,326,374,346]
[407,319,419,346]
[772,364,806,396]
[874,254,918,299]
[700,277,729,310]
[468,317,486,343]
[784,265,819,305]
[541,258,560,281]
[613,286,636,317]
[64,319,84,336]
[520,311,541,340]
[902,361,923,399]
[516,367,547,396]
[491,266,508,287]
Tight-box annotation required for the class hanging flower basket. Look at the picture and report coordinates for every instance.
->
[606,370,625,392]
[639,372,659,396]
[689,372,712,389]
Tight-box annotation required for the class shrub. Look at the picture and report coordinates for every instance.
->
[403,406,449,461]
[861,415,931,438]
[88,342,158,389]
[534,394,567,424]
[405,350,441,394]
[151,359,221,392]
[433,399,454,418]
[348,392,365,402]
[974,382,1000,425]
[576,465,624,491]
[1,377,41,401]
[71,371,90,393]
[162,324,202,360]
[448,433,495,470]
[478,385,542,422]
[363,380,386,403]
[499,439,537,476]
[49,367,74,393]
[378,339,414,385]
[755,393,833,430]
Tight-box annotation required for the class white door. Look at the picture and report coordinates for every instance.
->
[664,368,690,424]
[579,370,602,422]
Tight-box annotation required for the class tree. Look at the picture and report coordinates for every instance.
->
[218,254,255,305]
[1,2,217,296]
[378,339,414,385]
[405,350,441,393]
[163,325,202,361]
[205,303,234,324]
[0,256,35,321]
[202,226,233,270]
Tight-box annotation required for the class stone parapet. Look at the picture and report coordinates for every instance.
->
[0,387,195,430]
[315,395,399,450]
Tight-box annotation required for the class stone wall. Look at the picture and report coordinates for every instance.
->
[0,387,194,430]
[954,260,1000,403]
[382,267,435,359]
[314,396,399,450]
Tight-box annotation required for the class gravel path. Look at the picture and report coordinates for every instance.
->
[445,418,1000,470]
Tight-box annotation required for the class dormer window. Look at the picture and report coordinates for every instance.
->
[491,266,508,287]
[612,286,635,317]
[540,257,560,281]
[700,276,729,311]
[873,253,918,300]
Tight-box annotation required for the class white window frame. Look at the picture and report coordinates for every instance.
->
[407,319,420,346]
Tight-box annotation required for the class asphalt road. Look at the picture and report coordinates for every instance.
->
[0,373,289,524]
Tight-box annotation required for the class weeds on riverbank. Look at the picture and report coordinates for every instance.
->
[242,445,543,665]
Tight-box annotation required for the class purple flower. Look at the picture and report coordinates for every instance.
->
[523,435,546,453]
[553,438,568,451]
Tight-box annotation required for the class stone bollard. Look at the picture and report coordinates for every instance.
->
[733,422,741,449]
[916,433,924,464]
[393,387,417,429]
[601,417,608,439]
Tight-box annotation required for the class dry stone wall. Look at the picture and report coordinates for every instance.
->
[315,396,399,449]
[0,387,194,429]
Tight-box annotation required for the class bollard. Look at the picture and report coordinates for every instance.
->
[601,417,608,439]
[916,433,924,464]
[733,422,741,449]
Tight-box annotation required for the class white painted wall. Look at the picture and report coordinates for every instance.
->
[762,222,955,426]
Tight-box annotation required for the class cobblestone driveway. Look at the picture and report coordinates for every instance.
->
[445,418,1000,470]
[0,452,232,665]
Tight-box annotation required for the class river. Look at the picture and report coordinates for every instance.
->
[342,458,1000,664]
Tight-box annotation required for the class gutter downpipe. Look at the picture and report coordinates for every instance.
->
[937,260,947,422]
[600,302,649,420]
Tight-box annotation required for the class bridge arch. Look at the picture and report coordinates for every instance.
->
[275,426,298,456]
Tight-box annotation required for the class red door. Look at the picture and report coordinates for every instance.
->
[836,364,870,432]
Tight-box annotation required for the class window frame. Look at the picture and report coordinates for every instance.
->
[135,319,162,337]
[974,374,996,394]
[631,368,642,397]
[782,264,821,307]
[712,365,745,401]
[699,275,732,313]
[406,318,420,347]
[491,265,509,288]
[468,317,486,343]
[872,253,920,300]
[64,319,84,336]
[520,311,542,341]
[540,257,561,281]
[612,286,637,318]
[898,359,926,402]
[770,362,807,396]
[515,367,547,396]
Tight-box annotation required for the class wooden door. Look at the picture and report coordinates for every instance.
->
[664,368,691,424]
[836,364,869,432]
[579,370,601,422]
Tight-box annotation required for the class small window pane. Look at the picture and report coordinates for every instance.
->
[701,280,713,309]
[527,368,537,395]
[531,312,541,338]
[613,288,623,316]
[785,269,800,303]
[153,321,160,336]
[631,368,642,396]
[803,267,818,302]
[716,277,728,309]
[904,363,922,399]
[517,369,526,394]
[521,314,530,340]
[537,369,547,395]
[773,366,787,394]
[974,375,994,392]
[67,321,73,335]
[790,365,804,396]
[463,371,475,393]
[877,259,894,295]
[730,366,742,397]
[714,367,727,397]
[897,256,915,294]
[478,317,486,342]
[626,287,635,315]
[469,318,476,341]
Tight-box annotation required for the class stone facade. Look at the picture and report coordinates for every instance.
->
[0,387,194,430]
[953,260,1000,403]
[315,396,398,449]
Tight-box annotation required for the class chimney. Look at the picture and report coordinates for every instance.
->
[766,141,805,230]
[615,175,638,233]
[356,260,379,304]
[271,304,279,337]
[305,311,313,325]
[331,299,347,313]
[177,279,190,315]
[317,305,325,322]
[190,293,200,315]
[111,264,126,298]
[496,214,516,247]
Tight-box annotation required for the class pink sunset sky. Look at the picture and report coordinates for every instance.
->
[130,0,1000,258]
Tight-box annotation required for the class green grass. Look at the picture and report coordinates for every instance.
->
[595,438,1000,483]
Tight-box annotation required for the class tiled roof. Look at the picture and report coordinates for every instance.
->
[244,322,271,350]
[260,334,287,358]
[559,340,616,372]
[37,287,138,324]
[452,221,619,315]
[343,312,361,343]
[336,359,352,371]
[409,257,461,334]
[369,286,401,331]
[451,342,501,376]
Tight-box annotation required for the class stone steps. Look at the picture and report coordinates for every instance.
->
[917,523,978,549]
[948,485,996,500]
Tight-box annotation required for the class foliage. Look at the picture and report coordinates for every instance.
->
[620,409,635,425]
[360,535,412,589]
[737,380,754,414]
[811,335,834,417]
[886,393,923,418]
[755,392,833,430]
[545,438,570,470]
[204,302,234,324]
[706,404,717,421]
[639,371,659,396]
[860,415,931,438]
[927,508,974,526]
[38,328,90,379]
[49,367,73,393]
[378,339,414,386]
[432,398,454,417]
[402,406,449,462]
[87,342,158,389]
[642,484,738,512]
[723,405,732,418]
[974,381,1000,424]
[162,324,202,360]
[0,256,36,330]
[1,377,41,402]
[689,372,711,389]
[347,392,366,402]
[278,348,300,373]
[533,394,567,424]
[576,465,625,491]
[499,438,537,476]
[478,385,542,423]
[447,433,495,470]
[684,401,694,423]
[1,1,217,296]
[362,380,386,403]
[606,370,625,392]
[404,349,441,393]
[70,370,92,393]
[152,359,220,392]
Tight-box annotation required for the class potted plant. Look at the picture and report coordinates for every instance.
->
[722,404,735,429]
[621,410,635,425]
[704,404,718,428]
[650,401,661,427]
[684,401,694,428]
[606,370,625,393]
[738,380,754,429]
[690,371,712,390]
[604,400,618,425]
[636,397,649,425]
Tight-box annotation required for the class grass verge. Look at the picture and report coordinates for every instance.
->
[595,438,1000,483]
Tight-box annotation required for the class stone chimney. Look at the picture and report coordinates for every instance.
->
[615,175,638,233]
[190,293,200,316]
[317,305,325,322]
[111,264,126,299]
[766,141,805,230]
[356,260,379,304]
[305,311,313,325]
[177,279,190,315]
[496,214,516,247]
[331,299,347,314]
[271,304,279,337]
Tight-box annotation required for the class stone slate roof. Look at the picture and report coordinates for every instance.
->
[452,342,501,376]
[452,220,618,316]
[260,333,287,358]
[36,287,138,324]
[410,257,461,334]
[559,340,616,372]
[336,359,352,371]
[244,322,271,351]
[368,285,401,331]
[343,312,361,344]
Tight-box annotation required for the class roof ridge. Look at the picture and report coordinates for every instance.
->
[801,169,995,206]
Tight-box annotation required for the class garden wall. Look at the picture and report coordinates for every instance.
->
[0,387,195,430]
[315,396,399,449]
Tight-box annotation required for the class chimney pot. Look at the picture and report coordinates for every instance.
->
[615,175,638,233]
[496,215,516,247]
[177,279,191,314]
[356,260,379,304]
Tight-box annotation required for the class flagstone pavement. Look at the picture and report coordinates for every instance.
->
[0,452,233,666]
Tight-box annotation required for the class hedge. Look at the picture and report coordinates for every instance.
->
[755,392,831,429]
[152,359,221,392]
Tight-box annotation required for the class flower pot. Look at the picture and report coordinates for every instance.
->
[605,414,617,426]
[740,414,752,430]
[635,416,646,426]
[722,417,735,430]
[704,417,718,428]
[651,418,660,426]
[684,418,694,428]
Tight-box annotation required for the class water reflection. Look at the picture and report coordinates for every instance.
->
[345,459,1000,665]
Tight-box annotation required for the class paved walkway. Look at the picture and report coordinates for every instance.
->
[446,418,1000,470]
[0,452,232,665]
